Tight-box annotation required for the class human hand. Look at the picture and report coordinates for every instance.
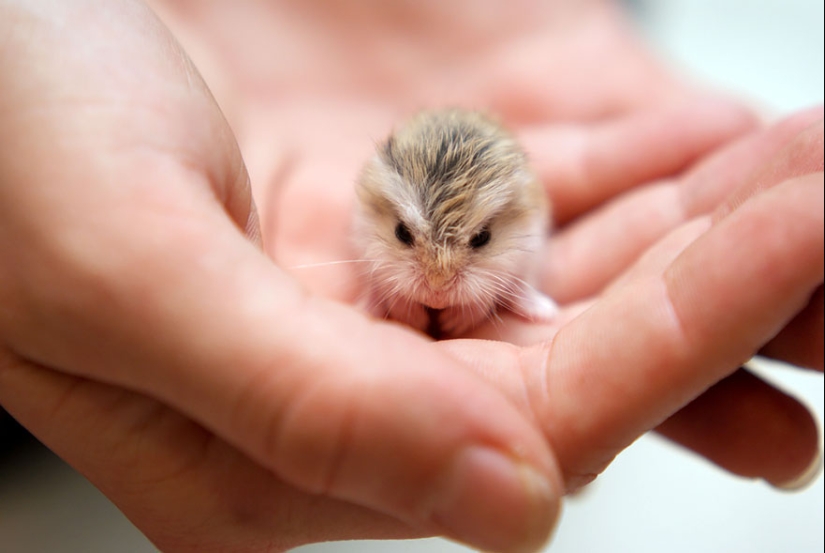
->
[156,0,821,490]
[460,107,823,490]
[0,2,818,553]
[152,0,823,495]
[0,2,562,552]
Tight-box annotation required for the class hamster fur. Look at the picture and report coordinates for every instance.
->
[354,109,557,337]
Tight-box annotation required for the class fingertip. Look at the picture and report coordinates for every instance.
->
[248,310,564,553]
[430,446,561,553]
[768,446,823,492]
[656,369,822,489]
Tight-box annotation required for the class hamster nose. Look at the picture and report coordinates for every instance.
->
[424,249,455,290]
[426,271,454,291]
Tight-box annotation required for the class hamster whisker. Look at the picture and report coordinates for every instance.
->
[389,277,417,305]
[488,246,536,258]
[475,269,519,292]
[507,233,543,241]
[488,286,521,307]
[367,262,400,285]
[471,275,507,298]
[375,278,410,318]
[484,283,518,302]
[486,270,533,292]
[474,270,525,305]
[287,259,379,270]
[506,246,537,254]
[375,278,404,303]
[485,308,506,340]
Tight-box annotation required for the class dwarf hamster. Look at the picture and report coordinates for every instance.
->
[353,109,557,337]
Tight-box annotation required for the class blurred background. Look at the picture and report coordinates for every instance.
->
[1,1,822,552]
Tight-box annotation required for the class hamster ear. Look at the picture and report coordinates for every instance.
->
[508,286,558,323]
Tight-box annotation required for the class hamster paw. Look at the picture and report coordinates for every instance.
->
[510,286,558,323]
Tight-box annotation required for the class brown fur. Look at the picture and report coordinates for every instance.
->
[360,109,545,243]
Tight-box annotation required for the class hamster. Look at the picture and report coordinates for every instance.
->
[353,109,557,337]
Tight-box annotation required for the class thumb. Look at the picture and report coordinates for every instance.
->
[2,188,562,553]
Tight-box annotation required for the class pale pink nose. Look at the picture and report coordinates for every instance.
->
[423,246,457,290]
[426,271,453,290]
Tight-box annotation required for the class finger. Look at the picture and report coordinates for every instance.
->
[759,285,824,372]
[519,97,757,225]
[680,107,823,218]
[541,109,822,303]
[711,118,824,371]
[542,180,684,302]
[0,3,562,551]
[438,342,822,491]
[535,173,823,489]
[714,117,823,221]
[496,216,709,347]
[476,217,711,347]
[0,351,418,551]
[3,211,562,553]
[655,368,821,489]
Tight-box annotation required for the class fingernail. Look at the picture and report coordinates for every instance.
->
[429,446,559,553]
[769,447,823,491]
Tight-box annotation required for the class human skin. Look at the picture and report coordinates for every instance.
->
[0,1,821,553]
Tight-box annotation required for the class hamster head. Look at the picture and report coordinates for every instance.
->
[354,109,548,319]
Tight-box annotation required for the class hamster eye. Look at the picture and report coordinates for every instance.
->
[469,228,491,249]
[394,221,414,246]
